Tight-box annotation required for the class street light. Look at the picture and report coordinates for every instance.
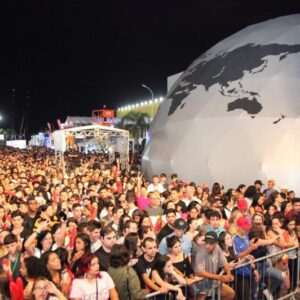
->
[141,84,154,117]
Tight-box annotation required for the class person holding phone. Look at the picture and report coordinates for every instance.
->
[249,226,283,299]
[218,232,238,269]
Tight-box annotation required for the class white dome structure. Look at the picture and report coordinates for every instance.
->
[142,14,300,192]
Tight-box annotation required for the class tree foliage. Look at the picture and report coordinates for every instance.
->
[0,128,17,140]
[117,111,150,140]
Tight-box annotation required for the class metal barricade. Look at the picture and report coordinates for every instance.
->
[229,246,299,300]
[144,272,224,300]
[144,246,299,300]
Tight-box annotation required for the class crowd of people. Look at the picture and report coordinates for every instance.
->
[0,145,299,300]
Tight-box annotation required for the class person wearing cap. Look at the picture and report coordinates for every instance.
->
[237,198,252,224]
[280,185,289,195]
[232,216,260,299]
[193,231,235,300]
[158,218,192,256]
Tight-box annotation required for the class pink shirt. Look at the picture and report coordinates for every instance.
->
[136,196,151,210]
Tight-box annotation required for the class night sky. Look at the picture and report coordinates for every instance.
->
[0,0,300,136]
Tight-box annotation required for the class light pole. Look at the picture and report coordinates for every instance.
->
[141,84,154,117]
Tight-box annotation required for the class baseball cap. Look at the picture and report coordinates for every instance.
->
[254,180,264,186]
[236,216,252,230]
[237,199,248,210]
[204,231,218,244]
[173,218,187,230]
[281,185,288,190]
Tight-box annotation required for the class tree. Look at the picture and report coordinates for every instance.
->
[4,128,17,140]
[118,111,150,140]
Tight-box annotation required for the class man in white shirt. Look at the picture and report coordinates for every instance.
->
[147,175,165,194]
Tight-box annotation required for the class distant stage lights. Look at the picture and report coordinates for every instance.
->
[154,98,158,103]
[159,97,164,102]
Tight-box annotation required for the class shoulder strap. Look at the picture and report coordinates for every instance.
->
[96,278,98,300]
[183,253,187,277]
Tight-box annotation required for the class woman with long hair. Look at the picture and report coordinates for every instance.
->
[25,228,53,258]
[20,256,47,299]
[186,218,199,240]
[218,232,238,268]
[166,235,201,299]
[70,253,118,300]
[249,192,265,216]
[117,213,130,238]
[264,204,277,228]
[210,182,222,202]
[55,248,73,296]
[151,255,186,300]
[267,216,290,294]
[108,244,146,300]
[70,233,91,273]
[40,251,66,294]
[283,216,299,291]
[124,232,142,262]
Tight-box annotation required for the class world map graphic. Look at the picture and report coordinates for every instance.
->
[167,43,300,120]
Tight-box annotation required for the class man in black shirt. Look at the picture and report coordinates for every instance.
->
[135,237,166,293]
[170,187,187,213]
[24,198,38,233]
[95,225,116,271]
[157,208,176,243]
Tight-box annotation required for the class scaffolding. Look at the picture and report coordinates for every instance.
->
[54,124,129,170]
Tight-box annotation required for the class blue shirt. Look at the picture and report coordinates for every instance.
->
[159,233,192,256]
[232,234,251,276]
[206,225,225,237]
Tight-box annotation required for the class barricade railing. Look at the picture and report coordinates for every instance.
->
[144,246,299,300]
